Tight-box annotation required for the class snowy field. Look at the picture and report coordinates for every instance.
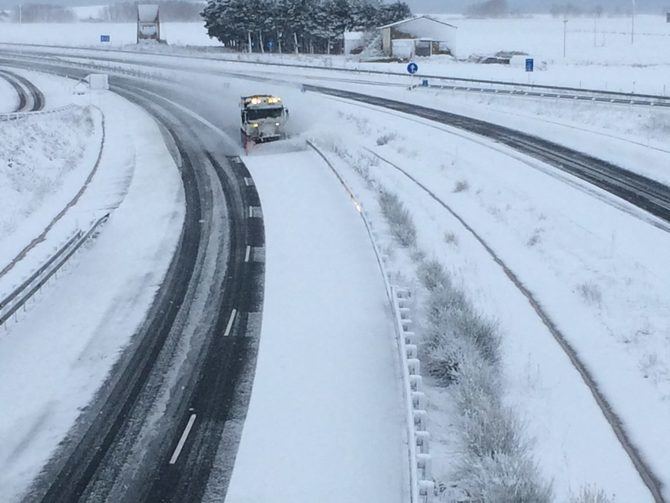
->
[2,14,670,94]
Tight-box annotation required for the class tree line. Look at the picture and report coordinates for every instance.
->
[202,0,412,54]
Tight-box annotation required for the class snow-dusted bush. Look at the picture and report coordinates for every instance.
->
[378,189,417,248]
[453,179,470,193]
[576,282,603,306]
[570,486,613,503]
[444,231,459,246]
[418,259,550,501]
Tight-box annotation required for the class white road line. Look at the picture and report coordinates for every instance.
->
[169,413,197,465]
[245,245,251,262]
[224,309,237,337]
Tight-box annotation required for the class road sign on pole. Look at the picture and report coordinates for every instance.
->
[100,35,110,43]
[525,58,534,72]
[407,62,419,75]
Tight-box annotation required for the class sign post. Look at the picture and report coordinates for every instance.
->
[407,62,419,89]
[525,58,534,72]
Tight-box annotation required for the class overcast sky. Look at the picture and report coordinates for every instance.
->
[1,0,668,14]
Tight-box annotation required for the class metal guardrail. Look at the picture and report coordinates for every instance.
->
[0,213,109,328]
[0,103,76,122]
[307,140,434,502]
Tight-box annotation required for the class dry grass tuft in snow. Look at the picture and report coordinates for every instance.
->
[453,179,470,193]
[378,189,417,248]
[570,486,614,503]
[373,185,551,501]
[576,282,603,307]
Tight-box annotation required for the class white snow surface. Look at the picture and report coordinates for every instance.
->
[0,78,184,501]
[0,105,100,266]
[225,150,406,503]
[0,74,17,112]
[305,97,670,500]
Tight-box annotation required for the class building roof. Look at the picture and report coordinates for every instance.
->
[137,4,159,22]
[378,15,457,31]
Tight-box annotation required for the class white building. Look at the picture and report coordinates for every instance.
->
[379,15,457,59]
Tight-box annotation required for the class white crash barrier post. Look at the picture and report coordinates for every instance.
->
[407,358,421,376]
[409,374,422,392]
[413,409,428,431]
[412,391,426,409]
[404,331,418,345]
[405,344,418,359]
[415,430,430,454]
[417,453,432,478]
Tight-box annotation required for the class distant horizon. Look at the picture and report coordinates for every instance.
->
[0,0,669,15]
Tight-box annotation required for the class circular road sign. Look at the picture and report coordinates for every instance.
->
[407,62,419,75]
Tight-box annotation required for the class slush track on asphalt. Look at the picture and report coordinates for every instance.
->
[1,61,265,502]
[0,67,44,112]
[0,67,44,111]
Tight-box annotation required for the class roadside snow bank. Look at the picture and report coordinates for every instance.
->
[0,105,101,265]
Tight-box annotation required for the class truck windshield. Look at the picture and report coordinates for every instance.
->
[245,108,283,121]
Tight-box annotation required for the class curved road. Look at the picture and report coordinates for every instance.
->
[0,67,44,112]
[2,61,265,502]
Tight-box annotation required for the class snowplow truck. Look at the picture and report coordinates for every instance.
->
[240,95,288,146]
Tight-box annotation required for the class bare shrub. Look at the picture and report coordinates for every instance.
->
[378,189,417,248]
[454,180,470,193]
[376,132,397,146]
[444,232,459,246]
[527,229,542,247]
[576,282,602,306]
[417,259,451,292]
[571,486,613,503]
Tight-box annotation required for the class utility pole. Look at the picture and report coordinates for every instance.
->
[631,0,636,44]
[563,17,568,58]
[18,4,22,24]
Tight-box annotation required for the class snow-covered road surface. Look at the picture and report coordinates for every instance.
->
[225,149,406,503]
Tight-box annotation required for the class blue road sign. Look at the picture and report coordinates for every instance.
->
[100,35,110,43]
[407,62,419,75]
[525,58,534,72]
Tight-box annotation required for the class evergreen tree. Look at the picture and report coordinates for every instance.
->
[201,0,411,53]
